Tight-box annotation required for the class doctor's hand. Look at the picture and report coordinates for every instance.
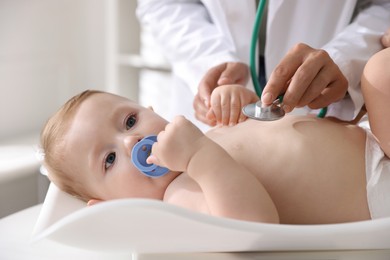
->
[194,62,249,126]
[381,27,390,48]
[207,84,258,126]
[147,116,205,172]
[261,43,348,113]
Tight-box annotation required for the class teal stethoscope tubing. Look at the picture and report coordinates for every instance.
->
[249,0,327,118]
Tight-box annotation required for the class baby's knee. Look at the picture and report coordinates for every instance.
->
[362,48,390,91]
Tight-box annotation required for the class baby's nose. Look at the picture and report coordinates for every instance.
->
[123,135,141,156]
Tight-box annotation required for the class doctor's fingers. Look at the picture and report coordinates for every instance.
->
[206,109,217,125]
[217,62,250,86]
[194,94,217,126]
[381,28,390,48]
[198,63,228,107]
[198,62,248,106]
[261,45,309,106]
[281,50,339,110]
[307,78,348,110]
[296,62,347,109]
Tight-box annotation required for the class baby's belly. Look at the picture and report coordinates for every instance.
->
[206,115,368,223]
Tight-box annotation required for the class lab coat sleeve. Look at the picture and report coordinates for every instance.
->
[322,2,390,120]
[136,0,241,95]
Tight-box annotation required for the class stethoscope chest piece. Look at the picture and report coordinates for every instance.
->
[242,100,285,121]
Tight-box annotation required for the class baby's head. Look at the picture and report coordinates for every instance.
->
[41,90,176,203]
[41,90,100,200]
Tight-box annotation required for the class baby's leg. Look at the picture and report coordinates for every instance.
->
[361,48,390,158]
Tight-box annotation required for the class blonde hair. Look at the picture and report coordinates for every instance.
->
[40,90,103,201]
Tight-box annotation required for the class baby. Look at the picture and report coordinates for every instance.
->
[41,48,390,225]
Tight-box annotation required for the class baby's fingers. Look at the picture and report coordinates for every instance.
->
[147,140,162,165]
[210,94,223,125]
[220,97,231,126]
[206,108,216,123]
[146,153,160,166]
[228,95,242,126]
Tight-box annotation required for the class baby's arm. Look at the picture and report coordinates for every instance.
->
[361,48,390,158]
[148,116,279,223]
[207,85,259,126]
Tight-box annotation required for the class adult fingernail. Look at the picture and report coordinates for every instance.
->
[283,105,291,113]
[262,92,273,104]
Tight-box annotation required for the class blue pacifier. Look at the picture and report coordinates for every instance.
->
[131,135,169,178]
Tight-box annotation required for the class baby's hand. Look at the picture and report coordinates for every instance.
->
[147,116,205,172]
[207,85,258,126]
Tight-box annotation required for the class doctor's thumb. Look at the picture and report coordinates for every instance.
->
[261,92,274,106]
[381,33,390,48]
[217,62,249,86]
[217,71,243,85]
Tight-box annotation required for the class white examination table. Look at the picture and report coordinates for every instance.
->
[1,183,390,259]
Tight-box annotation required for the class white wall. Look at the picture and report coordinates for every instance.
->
[0,0,171,217]
[0,0,108,142]
[0,0,116,216]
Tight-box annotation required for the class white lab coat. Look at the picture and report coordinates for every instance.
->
[137,0,390,130]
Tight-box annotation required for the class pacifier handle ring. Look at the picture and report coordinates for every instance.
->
[131,135,169,178]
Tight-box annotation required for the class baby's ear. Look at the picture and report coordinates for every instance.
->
[87,199,103,206]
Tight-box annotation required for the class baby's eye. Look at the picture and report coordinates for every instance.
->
[104,152,116,170]
[126,114,137,130]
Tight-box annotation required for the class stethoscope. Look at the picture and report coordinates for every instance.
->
[242,0,327,121]
[132,0,328,177]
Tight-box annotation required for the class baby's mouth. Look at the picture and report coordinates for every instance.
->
[130,135,169,178]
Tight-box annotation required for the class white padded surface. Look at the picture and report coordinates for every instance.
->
[33,183,390,254]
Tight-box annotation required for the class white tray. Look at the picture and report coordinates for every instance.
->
[33,185,390,254]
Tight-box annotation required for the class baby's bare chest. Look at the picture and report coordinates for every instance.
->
[205,117,365,180]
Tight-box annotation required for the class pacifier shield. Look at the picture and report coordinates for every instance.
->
[131,135,169,178]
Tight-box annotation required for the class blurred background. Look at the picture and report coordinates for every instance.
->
[0,0,172,218]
